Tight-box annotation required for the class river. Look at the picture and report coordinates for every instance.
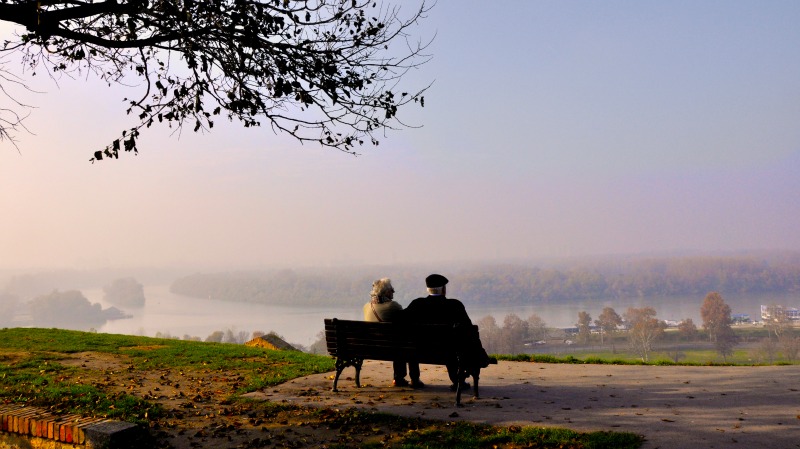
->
[83,285,791,348]
[88,285,359,347]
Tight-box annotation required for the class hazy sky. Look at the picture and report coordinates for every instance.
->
[2,1,800,271]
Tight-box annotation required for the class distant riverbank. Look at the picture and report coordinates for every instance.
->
[91,286,783,348]
[5,282,792,349]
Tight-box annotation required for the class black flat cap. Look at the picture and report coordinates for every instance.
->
[425,274,449,288]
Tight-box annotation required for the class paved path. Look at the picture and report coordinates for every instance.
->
[245,360,800,449]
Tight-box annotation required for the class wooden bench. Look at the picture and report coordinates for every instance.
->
[324,318,489,406]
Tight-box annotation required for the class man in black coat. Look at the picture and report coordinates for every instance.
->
[403,273,489,391]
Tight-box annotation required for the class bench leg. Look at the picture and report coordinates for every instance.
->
[354,359,363,388]
[454,367,481,405]
[332,358,348,392]
[332,357,365,392]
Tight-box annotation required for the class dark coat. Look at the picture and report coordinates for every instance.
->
[403,294,490,384]
[402,295,472,326]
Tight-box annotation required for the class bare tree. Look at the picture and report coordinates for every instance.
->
[624,307,665,362]
[222,328,250,344]
[205,330,224,343]
[668,318,698,363]
[236,330,250,344]
[307,330,328,355]
[251,330,266,340]
[223,328,237,344]
[764,306,792,340]
[527,314,549,342]
[0,66,34,150]
[477,315,501,355]
[155,331,177,339]
[677,318,699,342]
[0,0,431,159]
[576,311,592,345]
[753,337,778,364]
[779,330,800,362]
[499,314,528,355]
[714,327,738,362]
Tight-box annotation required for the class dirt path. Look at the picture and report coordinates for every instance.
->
[246,360,800,449]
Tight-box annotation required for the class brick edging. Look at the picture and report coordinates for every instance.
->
[0,404,139,448]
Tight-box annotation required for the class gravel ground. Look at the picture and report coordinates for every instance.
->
[246,360,800,449]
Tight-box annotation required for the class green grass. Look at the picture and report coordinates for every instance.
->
[0,327,335,392]
[498,347,797,366]
[399,421,641,449]
[0,327,146,353]
[0,327,335,423]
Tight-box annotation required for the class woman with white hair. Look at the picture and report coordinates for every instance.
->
[363,278,423,388]
[363,278,402,323]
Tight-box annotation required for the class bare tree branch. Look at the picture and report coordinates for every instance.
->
[0,0,433,161]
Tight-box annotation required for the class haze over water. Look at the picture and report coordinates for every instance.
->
[79,285,775,348]
[2,3,800,315]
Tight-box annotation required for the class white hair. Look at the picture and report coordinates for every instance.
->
[427,286,444,295]
[371,278,394,303]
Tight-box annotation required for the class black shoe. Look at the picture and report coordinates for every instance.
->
[410,379,425,389]
[392,378,409,387]
[449,381,470,392]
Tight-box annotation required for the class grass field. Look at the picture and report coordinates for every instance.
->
[503,341,799,366]
[520,348,763,365]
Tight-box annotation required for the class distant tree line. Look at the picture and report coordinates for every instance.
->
[469,291,800,364]
[169,254,800,307]
[169,269,374,306]
[27,290,128,329]
[151,328,311,352]
[476,314,559,355]
[103,278,146,308]
[457,255,800,305]
[572,291,799,364]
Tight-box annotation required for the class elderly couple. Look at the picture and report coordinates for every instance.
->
[362,273,494,391]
